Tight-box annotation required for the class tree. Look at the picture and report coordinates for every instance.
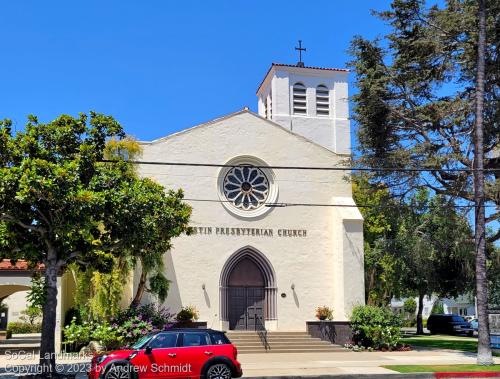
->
[352,174,402,305]
[0,113,191,375]
[349,0,498,363]
[26,273,47,312]
[396,190,474,334]
[103,137,189,307]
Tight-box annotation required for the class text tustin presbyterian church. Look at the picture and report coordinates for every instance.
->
[133,62,365,331]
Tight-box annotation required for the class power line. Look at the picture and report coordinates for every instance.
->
[183,198,497,209]
[101,159,499,173]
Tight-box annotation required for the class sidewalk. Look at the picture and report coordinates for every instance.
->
[0,349,498,378]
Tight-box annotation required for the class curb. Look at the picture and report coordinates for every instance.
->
[244,374,500,379]
[436,373,500,378]
[244,375,433,379]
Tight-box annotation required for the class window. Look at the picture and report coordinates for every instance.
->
[316,85,329,116]
[182,333,210,347]
[293,82,307,114]
[210,332,230,345]
[148,333,178,349]
[263,96,268,119]
[223,165,270,211]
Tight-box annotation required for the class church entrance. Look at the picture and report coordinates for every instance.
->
[227,258,265,330]
[220,247,277,331]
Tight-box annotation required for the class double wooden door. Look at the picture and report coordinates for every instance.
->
[228,286,264,330]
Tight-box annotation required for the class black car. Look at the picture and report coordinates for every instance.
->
[427,314,473,336]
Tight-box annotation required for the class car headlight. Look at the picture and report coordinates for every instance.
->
[95,355,108,365]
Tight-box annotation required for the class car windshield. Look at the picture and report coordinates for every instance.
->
[129,334,154,349]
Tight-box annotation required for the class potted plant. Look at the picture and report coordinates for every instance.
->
[175,305,200,327]
[315,306,334,321]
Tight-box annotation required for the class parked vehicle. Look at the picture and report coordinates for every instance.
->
[88,328,242,379]
[469,318,479,332]
[426,314,473,336]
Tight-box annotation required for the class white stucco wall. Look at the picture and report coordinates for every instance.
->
[257,65,351,155]
[137,110,364,330]
[3,290,29,323]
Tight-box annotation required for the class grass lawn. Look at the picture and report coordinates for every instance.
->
[403,334,479,353]
[383,364,500,373]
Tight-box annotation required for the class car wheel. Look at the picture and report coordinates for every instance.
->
[206,363,232,379]
[105,363,134,379]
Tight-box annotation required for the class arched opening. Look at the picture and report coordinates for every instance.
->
[220,247,277,330]
[316,84,330,116]
[293,82,307,114]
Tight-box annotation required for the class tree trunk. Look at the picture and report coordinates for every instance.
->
[131,268,147,307]
[473,0,493,365]
[416,293,425,335]
[39,261,58,375]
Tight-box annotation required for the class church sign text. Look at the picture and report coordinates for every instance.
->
[191,226,307,238]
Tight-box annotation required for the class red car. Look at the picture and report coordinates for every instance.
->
[88,328,242,379]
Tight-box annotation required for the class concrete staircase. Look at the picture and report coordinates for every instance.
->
[226,331,344,354]
[0,333,41,355]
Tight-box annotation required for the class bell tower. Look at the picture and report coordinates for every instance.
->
[256,62,351,155]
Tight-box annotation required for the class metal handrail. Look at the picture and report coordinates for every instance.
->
[255,313,270,351]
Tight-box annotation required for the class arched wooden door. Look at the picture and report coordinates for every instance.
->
[227,258,265,330]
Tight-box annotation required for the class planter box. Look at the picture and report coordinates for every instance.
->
[174,321,207,329]
[306,321,353,345]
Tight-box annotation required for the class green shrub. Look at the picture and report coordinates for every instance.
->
[176,305,199,322]
[7,321,42,334]
[403,318,417,327]
[350,305,402,349]
[91,323,123,351]
[403,298,417,314]
[63,318,94,349]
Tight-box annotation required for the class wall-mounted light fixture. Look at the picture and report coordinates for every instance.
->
[202,283,206,290]
[291,283,295,290]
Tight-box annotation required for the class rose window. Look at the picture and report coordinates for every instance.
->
[223,165,270,210]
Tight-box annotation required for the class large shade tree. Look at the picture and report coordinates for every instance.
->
[349,0,498,363]
[395,190,474,334]
[0,113,191,376]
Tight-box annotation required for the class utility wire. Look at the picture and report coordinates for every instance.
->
[101,159,499,173]
[183,198,497,209]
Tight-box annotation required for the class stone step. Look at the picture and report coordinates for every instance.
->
[0,337,41,345]
[228,333,310,338]
[235,343,334,350]
[0,343,40,355]
[237,346,345,354]
[229,336,323,341]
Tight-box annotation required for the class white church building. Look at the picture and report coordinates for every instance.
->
[134,62,365,331]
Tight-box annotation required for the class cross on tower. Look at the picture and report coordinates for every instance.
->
[295,40,306,67]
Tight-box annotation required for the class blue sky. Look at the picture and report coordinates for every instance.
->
[0,0,392,143]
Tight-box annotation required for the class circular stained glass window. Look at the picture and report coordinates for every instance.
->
[223,165,270,211]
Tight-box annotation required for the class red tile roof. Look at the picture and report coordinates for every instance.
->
[0,259,43,271]
[272,62,349,72]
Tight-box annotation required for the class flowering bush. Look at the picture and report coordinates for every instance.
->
[350,305,402,349]
[91,323,123,350]
[63,304,175,351]
[118,316,156,345]
[63,318,94,350]
[113,304,174,331]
